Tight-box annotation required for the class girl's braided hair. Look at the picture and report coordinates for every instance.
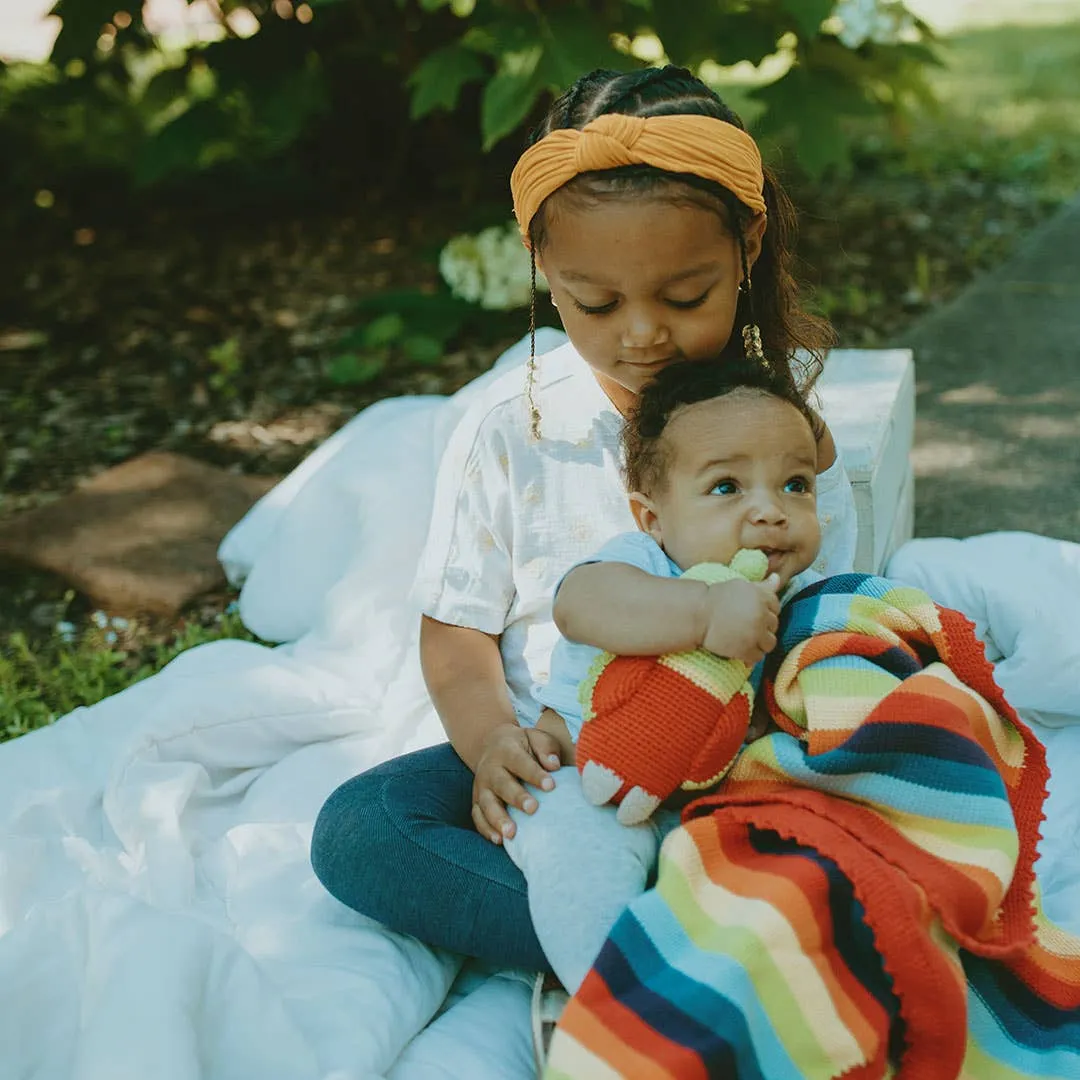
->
[526,66,835,390]
[623,356,823,495]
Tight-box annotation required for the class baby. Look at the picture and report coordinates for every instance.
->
[505,355,825,996]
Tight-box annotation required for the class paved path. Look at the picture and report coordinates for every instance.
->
[895,192,1080,541]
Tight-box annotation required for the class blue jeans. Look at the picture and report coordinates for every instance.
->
[310,742,551,972]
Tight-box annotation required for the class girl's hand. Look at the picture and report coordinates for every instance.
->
[471,724,563,845]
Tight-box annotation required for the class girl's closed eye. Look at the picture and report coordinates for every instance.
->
[571,296,618,316]
[666,289,711,310]
[569,287,712,316]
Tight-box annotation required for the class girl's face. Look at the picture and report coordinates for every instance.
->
[537,194,765,399]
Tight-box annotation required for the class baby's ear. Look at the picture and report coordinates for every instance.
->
[628,492,662,544]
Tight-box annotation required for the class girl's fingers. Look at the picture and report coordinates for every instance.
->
[475,788,514,842]
[525,728,563,776]
[470,801,502,845]
[492,770,535,818]
[502,738,555,792]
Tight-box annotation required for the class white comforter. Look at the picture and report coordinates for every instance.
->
[2,333,1079,1079]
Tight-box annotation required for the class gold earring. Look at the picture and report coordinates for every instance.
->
[739,277,768,369]
[526,354,541,440]
[743,322,766,366]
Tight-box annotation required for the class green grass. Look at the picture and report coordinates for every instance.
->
[906,17,1080,200]
[0,607,258,743]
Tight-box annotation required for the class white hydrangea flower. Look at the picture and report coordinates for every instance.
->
[439,222,549,311]
[833,0,915,48]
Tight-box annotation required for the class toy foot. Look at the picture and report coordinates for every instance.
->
[580,761,624,806]
[616,787,662,826]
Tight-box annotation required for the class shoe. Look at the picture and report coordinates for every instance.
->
[530,972,570,1077]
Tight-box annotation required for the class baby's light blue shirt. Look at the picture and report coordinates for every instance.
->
[531,531,821,742]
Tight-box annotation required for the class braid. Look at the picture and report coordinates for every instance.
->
[736,224,754,326]
[562,79,591,127]
[527,247,540,439]
[602,65,684,114]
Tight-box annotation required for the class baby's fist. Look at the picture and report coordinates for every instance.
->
[700,574,780,665]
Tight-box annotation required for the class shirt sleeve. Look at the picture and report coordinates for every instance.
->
[813,452,858,576]
[555,530,676,594]
[410,405,515,634]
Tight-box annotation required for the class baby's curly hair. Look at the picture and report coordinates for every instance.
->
[623,357,821,495]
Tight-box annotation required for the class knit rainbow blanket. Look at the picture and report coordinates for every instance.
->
[544,574,1080,1080]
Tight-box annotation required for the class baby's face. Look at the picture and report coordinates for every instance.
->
[636,391,821,587]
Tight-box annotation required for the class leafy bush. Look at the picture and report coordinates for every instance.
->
[4,0,936,207]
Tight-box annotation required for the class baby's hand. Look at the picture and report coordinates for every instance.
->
[699,574,781,666]
[471,724,562,845]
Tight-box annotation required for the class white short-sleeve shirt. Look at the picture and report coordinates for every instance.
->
[411,342,857,725]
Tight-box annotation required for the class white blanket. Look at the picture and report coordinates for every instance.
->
[2,335,1079,1079]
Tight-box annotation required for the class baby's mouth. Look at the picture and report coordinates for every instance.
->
[754,547,790,575]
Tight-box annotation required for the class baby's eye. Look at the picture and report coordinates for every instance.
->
[711,480,738,496]
[667,289,710,311]
[784,476,813,494]
[572,297,618,316]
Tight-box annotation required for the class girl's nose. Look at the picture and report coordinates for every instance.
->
[620,307,670,349]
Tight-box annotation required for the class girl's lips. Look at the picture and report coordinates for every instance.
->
[622,354,678,368]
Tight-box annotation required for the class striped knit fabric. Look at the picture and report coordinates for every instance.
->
[545,573,1080,1080]
[576,550,767,826]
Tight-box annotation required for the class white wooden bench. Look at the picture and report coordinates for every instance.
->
[816,349,915,573]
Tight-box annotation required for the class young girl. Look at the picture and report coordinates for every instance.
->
[310,65,858,976]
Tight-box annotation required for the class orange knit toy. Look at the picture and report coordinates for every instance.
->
[575,550,767,825]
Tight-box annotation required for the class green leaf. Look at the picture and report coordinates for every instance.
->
[539,8,632,87]
[351,290,474,345]
[650,4,781,68]
[477,8,635,147]
[133,99,236,187]
[887,41,945,69]
[361,312,406,348]
[778,0,835,42]
[49,0,124,66]
[650,0,722,67]
[461,15,538,60]
[402,334,444,365]
[139,64,192,119]
[752,66,872,177]
[408,42,487,119]
[711,12,783,66]
[419,0,452,10]
[327,353,387,385]
[248,57,329,152]
[481,44,545,150]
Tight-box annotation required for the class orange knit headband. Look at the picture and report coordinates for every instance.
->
[510,112,766,247]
